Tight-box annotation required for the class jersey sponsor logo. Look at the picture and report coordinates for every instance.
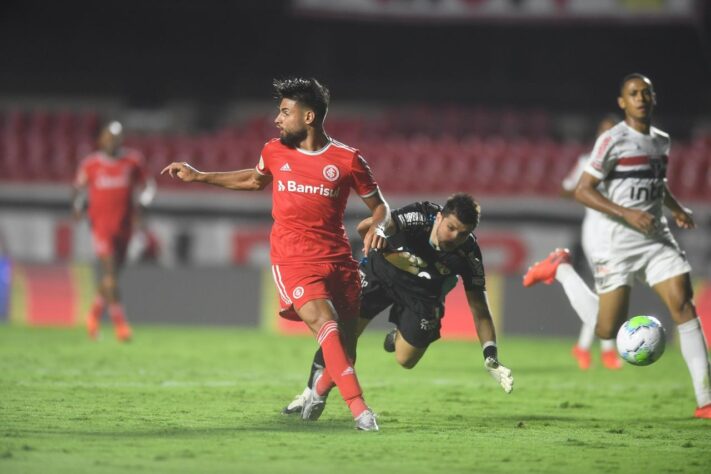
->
[628,182,664,201]
[280,162,292,172]
[322,164,340,182]
[292,286,304,299]
[396,211,427,228]
[276,180,341,198]
[95,172,130,189]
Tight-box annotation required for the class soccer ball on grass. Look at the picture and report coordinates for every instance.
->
[616,315,666,366]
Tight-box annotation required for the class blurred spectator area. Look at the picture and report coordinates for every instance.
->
[1,107,710,200]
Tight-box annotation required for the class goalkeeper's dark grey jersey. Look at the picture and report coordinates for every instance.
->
[370,201,486,296]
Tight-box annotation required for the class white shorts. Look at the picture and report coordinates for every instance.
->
[586,220,691,293]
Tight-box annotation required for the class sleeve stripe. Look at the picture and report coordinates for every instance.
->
[359,187,379,198]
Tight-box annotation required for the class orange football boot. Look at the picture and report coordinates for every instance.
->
[523,248,572,287]
[601,349,623,370]
[571,345,591,370]
[115,322,132,343]
[694,403,711,419]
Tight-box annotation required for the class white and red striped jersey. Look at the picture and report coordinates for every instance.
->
[584,121,670,221]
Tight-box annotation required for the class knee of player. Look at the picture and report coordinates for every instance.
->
[396,355,418,370]
[670,298,697,320]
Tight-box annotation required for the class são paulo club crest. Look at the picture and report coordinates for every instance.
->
[322,165,340,182]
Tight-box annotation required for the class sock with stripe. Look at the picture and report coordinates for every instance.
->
[316,321,367,418]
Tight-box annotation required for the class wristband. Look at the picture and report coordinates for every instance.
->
[482,341,498,360]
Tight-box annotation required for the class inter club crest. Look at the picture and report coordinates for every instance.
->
[292,286,304,299]
[323,165,340,182]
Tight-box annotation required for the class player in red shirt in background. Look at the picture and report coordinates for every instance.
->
[72,121,156,342]
[162,77,391,431]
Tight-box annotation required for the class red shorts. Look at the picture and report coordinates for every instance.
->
[92,231,131,262]
[271,261,361,322]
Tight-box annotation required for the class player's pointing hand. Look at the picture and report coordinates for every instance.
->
[161,162,201,182]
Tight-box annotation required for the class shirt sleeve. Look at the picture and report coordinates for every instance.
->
[584,131,617,180]
[350,153,378,197]
[132,152,149,183]
[75,158,91,186]
[391,202,434,234]
[561,155,588,192]
[255,142,272,176]
[459,241,486,291]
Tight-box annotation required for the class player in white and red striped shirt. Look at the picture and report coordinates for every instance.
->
[525,74,711,419]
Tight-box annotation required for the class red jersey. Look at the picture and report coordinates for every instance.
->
[256,138,379,264]
[76,149,148,235]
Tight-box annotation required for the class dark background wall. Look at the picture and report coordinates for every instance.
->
[1,0,710,131]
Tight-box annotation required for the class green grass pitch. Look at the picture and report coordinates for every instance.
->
[1,325,710,473]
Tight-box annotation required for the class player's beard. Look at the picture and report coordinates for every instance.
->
[279,128,307,149]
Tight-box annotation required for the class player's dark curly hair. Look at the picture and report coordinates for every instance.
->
[273,77,330,124]
[442,193,480,228]
[619,73,653,94]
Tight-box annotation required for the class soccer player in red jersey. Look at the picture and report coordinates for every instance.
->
[72,121,156,342]
[162,77,391,431]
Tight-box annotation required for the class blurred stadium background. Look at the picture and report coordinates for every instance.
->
[1,0,710,340]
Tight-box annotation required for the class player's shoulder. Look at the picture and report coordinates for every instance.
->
[328,138,362,160]
[459,234,481,255]
[398,201,441,216]
[456,235,485,273]
[261,137,283,152]
[602,121,629,142]
[650,126,670,142]
[121,147,145,163]
[78,151,104,169]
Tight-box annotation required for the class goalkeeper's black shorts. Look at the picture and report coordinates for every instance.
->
[359,253,443,349]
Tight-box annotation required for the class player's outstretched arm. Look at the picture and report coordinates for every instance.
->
[466,288,513,394]
[161,162,272,191]
[575,172,656,234]
[663,183,695,229]
[360,189,392,255]
[71,168,88,220]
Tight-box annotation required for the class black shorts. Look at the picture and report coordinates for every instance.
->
[359,254,443,349]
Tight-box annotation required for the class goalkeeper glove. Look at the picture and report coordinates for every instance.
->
[484,356,514,394]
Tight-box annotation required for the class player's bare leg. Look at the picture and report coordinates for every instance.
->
[297,299,377,430]
[282,317,370,416]
[653,274,711,417]
[100,254,132,342]
[594,286,630,340]
[389,330,427,369]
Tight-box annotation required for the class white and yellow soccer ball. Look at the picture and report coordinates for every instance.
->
[616,315,666,366]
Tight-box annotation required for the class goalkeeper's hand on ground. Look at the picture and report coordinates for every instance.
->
[484,357,513,394]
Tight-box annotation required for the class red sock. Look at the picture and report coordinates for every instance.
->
[89,296,105,320]
[108,303,128,326]
[316,321,367,418]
